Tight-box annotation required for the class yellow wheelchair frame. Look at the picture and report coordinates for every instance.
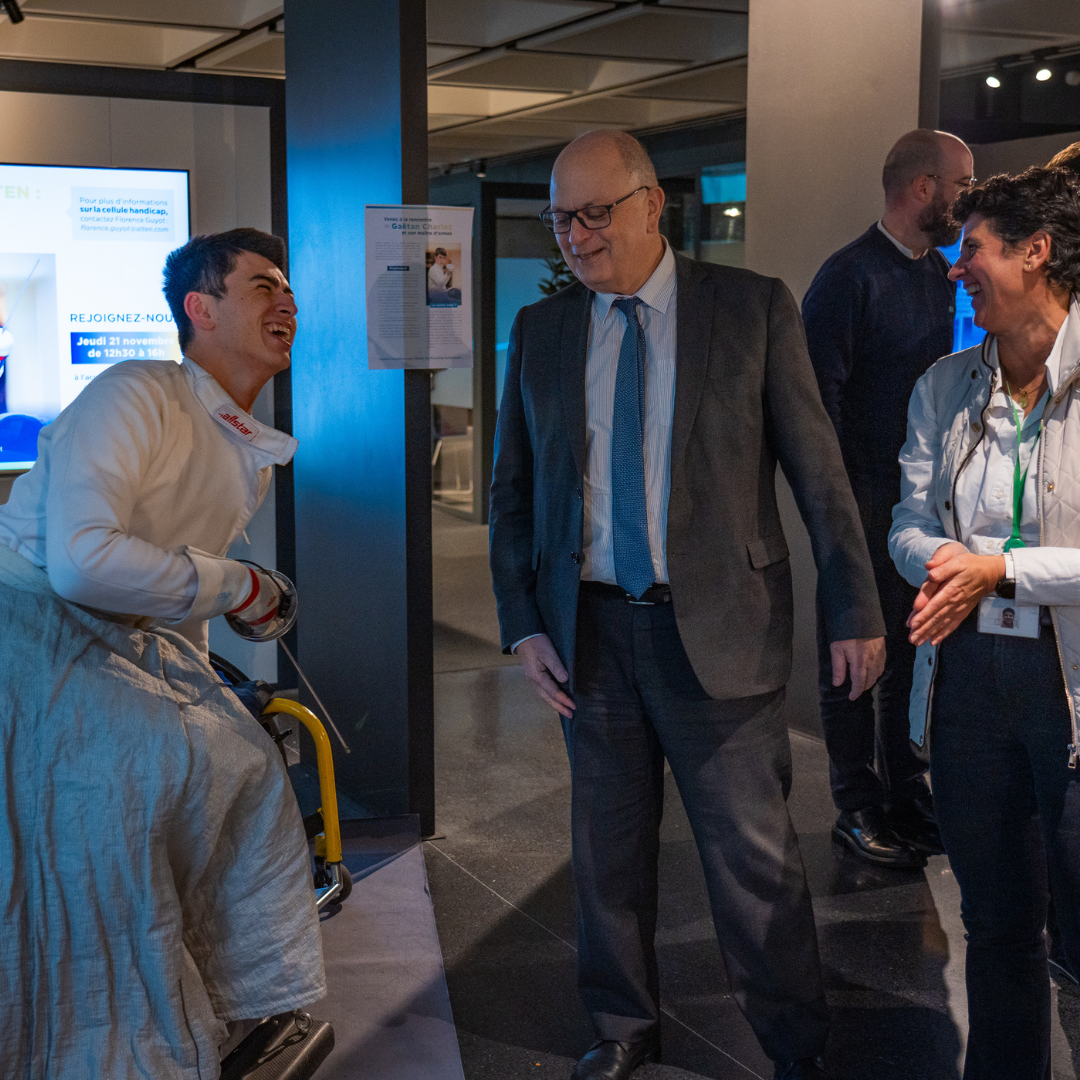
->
[261,698,352,909]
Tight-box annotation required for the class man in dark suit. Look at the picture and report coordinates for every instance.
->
[489,130,885,1080]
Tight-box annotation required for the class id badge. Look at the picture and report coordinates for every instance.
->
[978,596,1040,639]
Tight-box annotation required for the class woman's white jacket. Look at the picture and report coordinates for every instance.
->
[889,337,1080,766]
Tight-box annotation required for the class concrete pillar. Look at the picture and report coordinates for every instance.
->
[745,0,928,738]
[745,0,925,302]
[285,0,434,832]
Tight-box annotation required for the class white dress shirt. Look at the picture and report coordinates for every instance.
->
[511,240,677,654]
[581,238,677,584]
[953,333,1055,557]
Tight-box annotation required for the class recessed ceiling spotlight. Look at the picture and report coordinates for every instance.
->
[985,74,1001,88]
[1067,70,1080,87]
[1037,67,1053,82]
[723,207,742,218]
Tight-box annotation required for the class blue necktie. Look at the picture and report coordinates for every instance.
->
[611,297,654,599]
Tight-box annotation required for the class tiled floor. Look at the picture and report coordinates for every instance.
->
[427,508,1080,1079]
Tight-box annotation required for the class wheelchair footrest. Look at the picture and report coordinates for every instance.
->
[219,1011,334,1080]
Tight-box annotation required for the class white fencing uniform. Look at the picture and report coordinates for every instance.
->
[0,359,325,1079]
[0,356,297,652]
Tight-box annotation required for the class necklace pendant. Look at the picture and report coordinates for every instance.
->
[1018,390,1029,408]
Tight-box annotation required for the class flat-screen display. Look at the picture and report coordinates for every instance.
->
[0,163,190,471]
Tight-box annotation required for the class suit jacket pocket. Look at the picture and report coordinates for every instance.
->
[747,534,790,569]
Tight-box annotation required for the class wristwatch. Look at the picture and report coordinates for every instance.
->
[995,551,1016,599]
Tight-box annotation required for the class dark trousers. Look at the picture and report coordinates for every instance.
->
[564,586,830,1063]
[932,614,1080,1080]
[816,539,927,811]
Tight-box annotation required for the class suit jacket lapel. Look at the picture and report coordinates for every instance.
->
[671,254,712,467]
[561,283,592,481]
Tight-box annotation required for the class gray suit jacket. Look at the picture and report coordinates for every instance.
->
[489,253,885,698]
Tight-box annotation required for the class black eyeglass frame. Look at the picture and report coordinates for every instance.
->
[925,174,978,189]
[539,185,651,234]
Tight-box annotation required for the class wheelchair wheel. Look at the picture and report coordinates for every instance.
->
[337,864,353,903]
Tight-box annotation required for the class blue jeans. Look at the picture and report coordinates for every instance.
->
[931,613,1080,1080]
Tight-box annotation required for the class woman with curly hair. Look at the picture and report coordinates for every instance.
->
[890,166,1080,1078]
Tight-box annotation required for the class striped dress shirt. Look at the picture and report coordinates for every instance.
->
[582,240,677,585]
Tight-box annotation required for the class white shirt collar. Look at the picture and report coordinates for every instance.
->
[985,296,1080,398]
[592,238,677,322]
[182,356,298,465]
[876,220,920,260]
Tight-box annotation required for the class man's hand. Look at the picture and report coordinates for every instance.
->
[830,637,886,701]
[908,542,1004,646]
[515,634,575,718]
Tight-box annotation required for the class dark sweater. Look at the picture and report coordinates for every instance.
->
[802,223,955,536]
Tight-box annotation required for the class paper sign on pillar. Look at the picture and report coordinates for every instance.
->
[364,205,474,369]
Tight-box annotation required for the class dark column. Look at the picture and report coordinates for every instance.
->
[285,0,434,834]
[472,183,498,525]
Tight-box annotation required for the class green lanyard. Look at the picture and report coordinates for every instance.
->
[1003,381,1044,552]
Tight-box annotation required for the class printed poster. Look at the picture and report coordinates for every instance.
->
[365,204,474,369]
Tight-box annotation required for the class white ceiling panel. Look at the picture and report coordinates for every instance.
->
[427,43,477,67]
[19,0,281,30]
[0,15,231,67]
[458,116,624,138]
[426,0,611,49]
[536,93,735,127]
[527,8,748,64]
[620,62,747,102]
[429,113,486,132]
[428,130,565,164]
[429,84,567,117]
[196,27,284,74]
[432,52,685,92]
[655,0,748,9]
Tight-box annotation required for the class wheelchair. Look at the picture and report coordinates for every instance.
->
[209,652,351,1080]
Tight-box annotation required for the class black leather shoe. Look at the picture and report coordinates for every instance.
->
[571,1035,660,1079]
[886,788,945,855]
[773,1056,835,1079]
[833,806,924,868]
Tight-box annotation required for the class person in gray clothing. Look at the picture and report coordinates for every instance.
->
[489,129,885,1080]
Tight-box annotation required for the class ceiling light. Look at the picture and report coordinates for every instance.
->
[1037,68,1053,82]
[723,207,742,218]
[0,0,24,23]
[985,75,1001,88]
[476,160,487,178]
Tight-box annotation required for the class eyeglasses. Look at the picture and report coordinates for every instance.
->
[539,186,650,234]
[926,174,978,189]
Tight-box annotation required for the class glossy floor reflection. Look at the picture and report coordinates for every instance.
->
[427,513,1080,1078]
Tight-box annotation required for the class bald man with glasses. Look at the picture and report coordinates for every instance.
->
[489,130,885,1080]
[802,128,973,870]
